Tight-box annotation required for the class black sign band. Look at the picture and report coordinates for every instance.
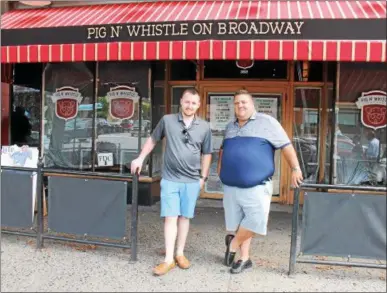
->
[2,19,385,46]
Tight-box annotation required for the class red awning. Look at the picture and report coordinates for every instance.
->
[1,0,386,63]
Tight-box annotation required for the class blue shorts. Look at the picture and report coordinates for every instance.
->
[160,179,201,219]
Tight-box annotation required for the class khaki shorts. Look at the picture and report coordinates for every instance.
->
[222,181,273,235]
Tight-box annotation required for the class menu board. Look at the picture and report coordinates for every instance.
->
[209,96,234,130]
[254,97,278,119]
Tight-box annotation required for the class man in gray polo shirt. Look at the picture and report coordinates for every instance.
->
[218,90,303,274]
[131,88,213,276]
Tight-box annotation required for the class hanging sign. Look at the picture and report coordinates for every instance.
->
[236,60,254,74]
[106,85,139,120]
[51,87,83,120]
[356,90,387,130]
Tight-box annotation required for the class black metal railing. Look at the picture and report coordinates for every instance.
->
[1,158,139,262]
[289,183,387,275]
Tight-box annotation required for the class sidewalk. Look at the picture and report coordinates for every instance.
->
[1,201,385,292]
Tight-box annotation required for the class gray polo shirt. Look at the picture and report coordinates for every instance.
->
[151,113,213,183]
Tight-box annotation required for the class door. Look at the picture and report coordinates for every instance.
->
[293,87,323,184]
[199,85,289,203]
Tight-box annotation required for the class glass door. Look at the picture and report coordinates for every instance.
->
[293,87,322,183]
[201,86,288,202]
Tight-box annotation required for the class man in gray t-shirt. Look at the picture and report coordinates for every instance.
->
[131,88,213,276]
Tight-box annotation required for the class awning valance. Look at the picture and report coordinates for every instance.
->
[1,0,386,63]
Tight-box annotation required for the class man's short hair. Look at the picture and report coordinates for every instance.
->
[234,89,252,99]
[181,88,200,98]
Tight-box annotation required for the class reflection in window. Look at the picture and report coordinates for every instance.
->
[97,62,151,176]
[11,63,43,147]
[293,88,321,183]
[43,62,94,170]
[333,106,386,186]
[333,62,387,186]
[12,86,40,147]
[151,62,166,177]
[42,61,152,174]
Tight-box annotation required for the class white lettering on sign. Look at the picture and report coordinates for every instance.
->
[97,153,113,167]
[86,21,305,40]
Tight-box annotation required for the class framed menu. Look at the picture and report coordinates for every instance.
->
[209,95,234,130]
[254,97,278,119]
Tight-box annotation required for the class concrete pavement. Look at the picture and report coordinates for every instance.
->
[1,201,386,292]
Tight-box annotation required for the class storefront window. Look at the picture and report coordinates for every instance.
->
[323,87,334,184]
[151,61,167,176]
[333,62,386,186]
[97,61,151,176]
[43,62,94,170]
[293,88,321,183]
[11,63,43,147]
[43,61,152,174]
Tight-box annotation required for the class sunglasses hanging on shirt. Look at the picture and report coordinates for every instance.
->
[182,129,189,144]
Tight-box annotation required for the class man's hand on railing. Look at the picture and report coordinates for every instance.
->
[291,167,303,188]
[130,157,143,175]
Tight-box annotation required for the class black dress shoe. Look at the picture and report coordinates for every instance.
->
[224,234,235,267]
[230,259,253,274]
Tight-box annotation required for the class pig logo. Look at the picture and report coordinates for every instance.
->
[356,90,387,130]
[106,86,139,120]
[51,87,83,120]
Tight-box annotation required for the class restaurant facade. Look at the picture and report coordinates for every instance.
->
[1,0,386,205]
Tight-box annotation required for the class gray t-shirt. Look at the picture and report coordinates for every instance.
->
[151,113,213,183]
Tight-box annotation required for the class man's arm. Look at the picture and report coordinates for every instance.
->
[282,144,300,169]
[282,144,303,187]
[265,116,303,187]
[137,137,157,161]
[217,148,223,175]
[201,154,212,178]
[200,125,213,188]
[131,117,164,174]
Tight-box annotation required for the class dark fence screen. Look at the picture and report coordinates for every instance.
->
[301,191,386,260]
[1,170,36,229]
[48,176,127,239]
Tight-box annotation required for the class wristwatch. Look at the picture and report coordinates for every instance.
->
[200,175,208,182]
[291,167,301,172]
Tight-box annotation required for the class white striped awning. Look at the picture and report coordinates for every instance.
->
[1,1,386,63]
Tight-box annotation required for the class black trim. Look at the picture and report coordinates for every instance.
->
[2,19,386,46]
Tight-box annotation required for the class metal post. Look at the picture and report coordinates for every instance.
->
[36,157,44,249]
[288,187,301,275]
[130,173,139,262]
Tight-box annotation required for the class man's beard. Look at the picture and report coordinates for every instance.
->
[182,109,195,117]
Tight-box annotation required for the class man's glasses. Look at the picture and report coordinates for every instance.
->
[182,129,189,143]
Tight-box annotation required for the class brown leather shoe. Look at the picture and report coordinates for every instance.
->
[152,262,176,276]
[175,255,191,269]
